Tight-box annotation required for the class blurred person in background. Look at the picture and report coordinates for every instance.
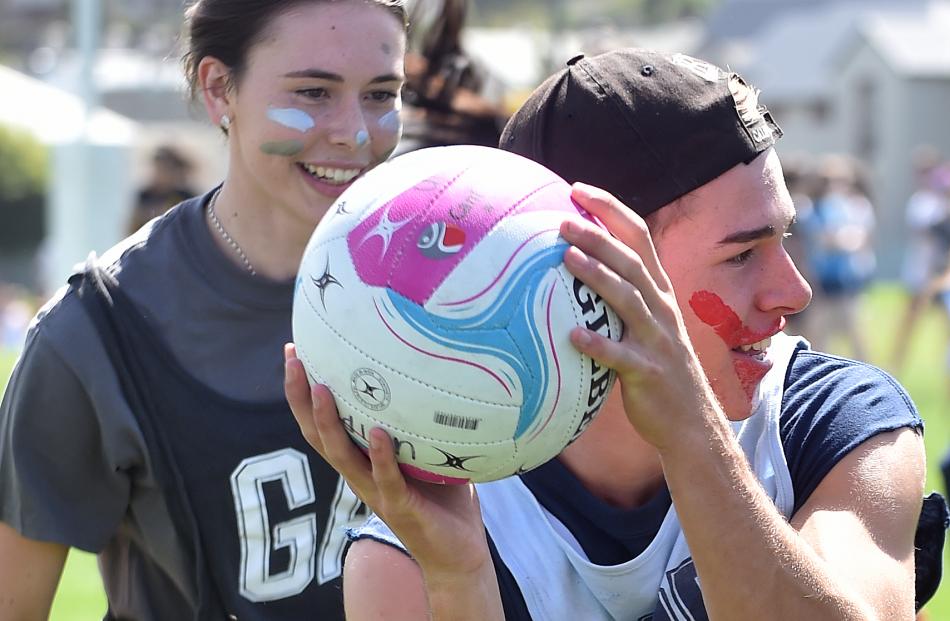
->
[779,155,818,337]
[126,144,198,235]
[908,164,950,382]
[799,154,877,361]
[893,150,950,373]
[396,0,507,155]
[0,0,408,618]
[0,284,35,352]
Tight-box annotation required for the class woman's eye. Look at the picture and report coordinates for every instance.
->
[297,88,329,100]
[367,90,397,103]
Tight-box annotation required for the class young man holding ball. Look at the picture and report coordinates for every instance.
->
[286,48,944,620]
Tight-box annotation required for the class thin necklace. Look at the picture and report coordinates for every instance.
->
[207,189,257,276]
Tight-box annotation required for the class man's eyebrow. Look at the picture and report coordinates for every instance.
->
[717,225,776,245]
[283,69,404,84]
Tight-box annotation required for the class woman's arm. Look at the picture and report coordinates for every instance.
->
[0,521,68,620]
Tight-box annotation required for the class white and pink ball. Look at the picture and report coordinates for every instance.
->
[292,145,622,483]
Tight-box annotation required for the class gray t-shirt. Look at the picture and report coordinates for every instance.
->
[0,191,345,618]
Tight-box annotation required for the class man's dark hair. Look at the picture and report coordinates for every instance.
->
[501,48,782,218]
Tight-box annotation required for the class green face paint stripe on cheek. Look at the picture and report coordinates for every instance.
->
[261,140,305,156]
[381,144,398,162]
[267,107,315,133]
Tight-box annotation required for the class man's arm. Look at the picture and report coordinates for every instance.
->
[791,429,922,616]
[344,540,429,620]
[0,521,68,620]
[662,425,922,620]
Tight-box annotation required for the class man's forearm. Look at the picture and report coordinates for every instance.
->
[658,413,879,621]
[424,562,505,621]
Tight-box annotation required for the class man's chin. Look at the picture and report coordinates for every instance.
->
[712,386,756,422]
[722,401,755,422]
[702,371,751,422]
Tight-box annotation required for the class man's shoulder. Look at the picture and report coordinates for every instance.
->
[780,347,922,512]
[786,349,914,406]
[782,348,921,442]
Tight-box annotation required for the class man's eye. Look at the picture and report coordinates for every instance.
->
[728,248,755,265]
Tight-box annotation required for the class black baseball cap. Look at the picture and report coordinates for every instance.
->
[500,48,783,217]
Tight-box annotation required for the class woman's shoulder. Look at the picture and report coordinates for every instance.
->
[103,192,208,276]
[28,194,208,358]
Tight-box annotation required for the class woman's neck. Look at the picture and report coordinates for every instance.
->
[211,178,317,281]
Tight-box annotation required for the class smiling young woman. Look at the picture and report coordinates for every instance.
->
[188,0,407,280]
[0,1,408,620]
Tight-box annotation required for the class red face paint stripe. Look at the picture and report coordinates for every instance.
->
[734,357,767,400]
[688,290,781,347]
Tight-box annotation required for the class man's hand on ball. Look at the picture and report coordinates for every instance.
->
[561,184,720,452]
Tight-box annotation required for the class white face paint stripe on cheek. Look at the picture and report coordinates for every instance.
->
[267,106,316,133]
[356,129,370,147]
[378,110,401,133]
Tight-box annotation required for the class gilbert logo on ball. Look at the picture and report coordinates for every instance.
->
[293,145,622,483]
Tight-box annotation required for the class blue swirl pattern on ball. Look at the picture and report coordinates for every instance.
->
[384,242,568,438]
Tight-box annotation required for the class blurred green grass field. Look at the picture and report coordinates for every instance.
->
[1,283,949,619]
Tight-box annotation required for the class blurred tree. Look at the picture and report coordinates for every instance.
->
[639,0,714,22]
[0,124,47,252]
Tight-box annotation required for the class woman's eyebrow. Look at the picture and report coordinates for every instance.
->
[283,69,403,83]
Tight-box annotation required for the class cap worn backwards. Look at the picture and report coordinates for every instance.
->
[500,48,783,217]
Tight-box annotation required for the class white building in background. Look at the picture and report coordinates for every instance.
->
[707,0,950,278]
[41,48,228,190]
[0,64,137,292]
[464,19,703,113]
[16,0,946,279]
[834,5,950,276]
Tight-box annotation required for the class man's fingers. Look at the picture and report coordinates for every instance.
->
[284,344,374,491]
[284,346,420,518]
[570,325,660,383]
[310,384,381,496]
[561,244,657,342]
[559,217,676,334]
[570,183,673,294]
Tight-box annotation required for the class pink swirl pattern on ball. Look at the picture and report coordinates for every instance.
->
[347,157,577,305]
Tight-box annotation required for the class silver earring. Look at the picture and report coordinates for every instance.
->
[220,114,231,131]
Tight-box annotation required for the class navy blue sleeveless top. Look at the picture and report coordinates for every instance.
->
[491,343,928,619]
[73,265,362,620]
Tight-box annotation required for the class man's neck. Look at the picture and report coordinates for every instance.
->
[558,389,665,510]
